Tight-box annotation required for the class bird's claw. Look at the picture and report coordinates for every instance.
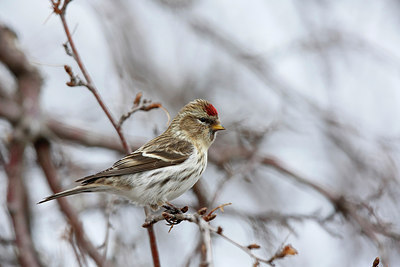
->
[162,203,188,226]
[162,203,188,215]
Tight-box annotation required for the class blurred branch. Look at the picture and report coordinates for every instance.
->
[5,142,39,267]
[209,137,400,262]
[260,154,400,265]
[0,236,15,246]
[0,99,20,124]
[35,138,111,267]
[0,19,115,267]
[239,210,341,238]
[192,180,210,210]
[0,98,141,152]
[0,24,43,267]
[260,156,339,203]
[45,118,139,152]
[64,226,86,267]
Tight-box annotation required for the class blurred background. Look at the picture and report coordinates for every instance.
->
[1,0,400,266]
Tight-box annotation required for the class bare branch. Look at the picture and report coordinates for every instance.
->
[5,142,40,267]
[35,138,111,267]
[63,226,86,267]
[143,208,296,266]
[144,206,161,267]
[50,0,131,153]
[0,24,43,267]
[117,92,163,129]
[49,1,163,265]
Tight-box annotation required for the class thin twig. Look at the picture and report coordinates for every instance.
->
[64,227,85,267]
[117,92,163,129]
[99,198,116,260]
[51,0,131,153]
[143,210,297,266]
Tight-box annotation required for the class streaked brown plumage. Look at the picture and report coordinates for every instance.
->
[38,99,224,209]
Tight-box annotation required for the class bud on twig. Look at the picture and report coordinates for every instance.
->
[372,257,380,267]
[247,244,261,250]
[134,92,143,105]
[198,207,208,215]
[180,206,189,213]
[204,214,217,222]
[217,226,223,234]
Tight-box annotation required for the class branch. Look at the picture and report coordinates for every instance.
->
[45,118,139,153]
[35,138,111,267]
[0,24,43,267]
[50,1,161,265]
[5,142,40,267]
[117,92,165,129]
[260,154,400,265]
[51,0,130,153]
[143,206,161,267]
[143,207,297,266]
[260,156,339,203]
[192,180,210,210]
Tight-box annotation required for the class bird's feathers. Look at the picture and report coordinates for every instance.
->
[204,103,218,116]
[37,185,105,204]
[76,139,193,185]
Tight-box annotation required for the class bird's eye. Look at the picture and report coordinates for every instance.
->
[198,117,209,123]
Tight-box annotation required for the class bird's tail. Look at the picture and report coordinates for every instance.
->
[37,185,105,204]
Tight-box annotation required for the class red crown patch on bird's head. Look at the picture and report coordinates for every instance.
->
[205,103,218,116]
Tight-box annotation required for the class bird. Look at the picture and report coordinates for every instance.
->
[38,99,225,210]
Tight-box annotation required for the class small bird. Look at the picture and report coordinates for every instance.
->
[38,99,224,210]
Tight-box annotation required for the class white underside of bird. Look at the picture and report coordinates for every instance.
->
[115,148,207,207]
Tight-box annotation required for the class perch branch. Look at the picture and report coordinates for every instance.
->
[143,207,296,266]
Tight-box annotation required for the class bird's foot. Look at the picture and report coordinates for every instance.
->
[162,202,188,215]
[162,202,189,227]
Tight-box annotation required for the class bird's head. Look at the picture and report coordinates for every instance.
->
[170,99,225,150]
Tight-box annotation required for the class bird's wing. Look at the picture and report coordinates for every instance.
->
[76,140,194,185]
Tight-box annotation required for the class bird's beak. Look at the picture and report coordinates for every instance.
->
[211,123,225,131]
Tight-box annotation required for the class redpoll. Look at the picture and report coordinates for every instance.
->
[39,99,224,209]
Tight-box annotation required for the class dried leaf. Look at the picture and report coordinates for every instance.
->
[281,244,298,257]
